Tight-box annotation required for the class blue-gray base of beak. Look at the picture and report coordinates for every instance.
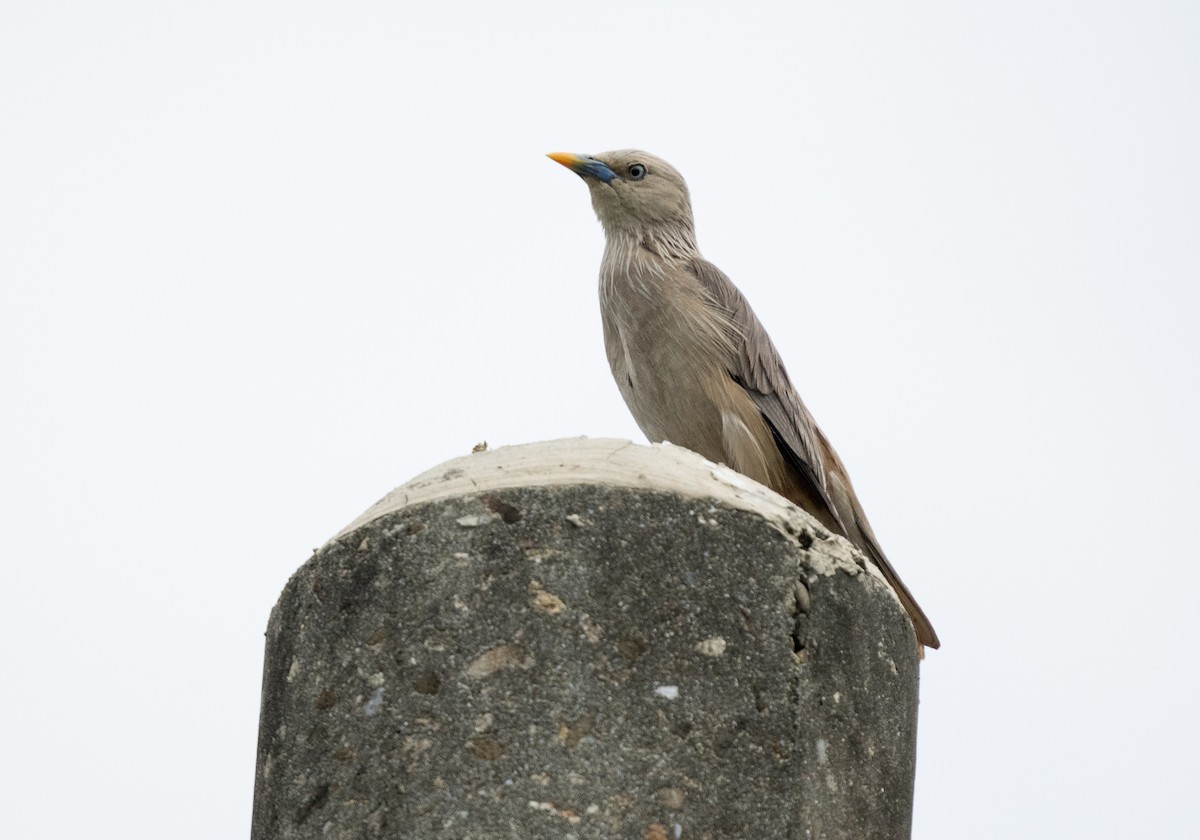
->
[576,158,617,184]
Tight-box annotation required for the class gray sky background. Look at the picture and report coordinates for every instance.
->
[3,2,1198,837]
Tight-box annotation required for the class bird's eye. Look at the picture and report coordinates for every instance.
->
[627,163,647,180]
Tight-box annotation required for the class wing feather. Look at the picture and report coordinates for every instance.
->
[689,257,844,528]
[690,257,940,649]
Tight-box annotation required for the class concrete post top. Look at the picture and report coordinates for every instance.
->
[257,437,922,838]
[334,437,868,581]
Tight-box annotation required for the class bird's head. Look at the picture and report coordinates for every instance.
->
[547,150,695,240]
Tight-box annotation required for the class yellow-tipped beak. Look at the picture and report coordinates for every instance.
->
[546,152,618,184]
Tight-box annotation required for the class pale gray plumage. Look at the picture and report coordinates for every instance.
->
[549,149,940,651]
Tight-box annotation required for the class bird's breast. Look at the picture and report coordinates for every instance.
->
[600,263,747,463]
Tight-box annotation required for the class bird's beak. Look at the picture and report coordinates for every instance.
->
[547,152,618,184]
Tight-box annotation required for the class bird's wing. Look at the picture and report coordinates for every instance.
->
[691,256,941,650]
[688,257,845,529]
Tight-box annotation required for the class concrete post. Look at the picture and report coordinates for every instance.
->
[252,438,920,839]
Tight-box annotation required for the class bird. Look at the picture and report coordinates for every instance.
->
[547,149,939,651]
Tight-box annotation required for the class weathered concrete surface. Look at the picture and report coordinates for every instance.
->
[252,438,919,839]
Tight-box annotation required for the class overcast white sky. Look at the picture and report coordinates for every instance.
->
[3,2,1198,837]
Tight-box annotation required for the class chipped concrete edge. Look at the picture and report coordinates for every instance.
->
[330,437,882,584]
